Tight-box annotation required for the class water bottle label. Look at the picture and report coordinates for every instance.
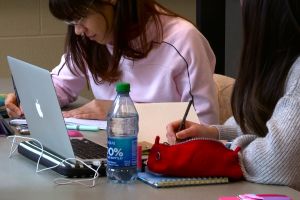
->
[110,117,136,135]
[107,136,137,168]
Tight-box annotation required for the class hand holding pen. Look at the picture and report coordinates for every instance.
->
[166,99,220,144]
[165,100,194,144]
[175,100,193,143]
[177,99,193,132]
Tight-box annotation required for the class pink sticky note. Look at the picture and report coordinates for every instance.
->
[218,197,240,200]
[67,130,83,137]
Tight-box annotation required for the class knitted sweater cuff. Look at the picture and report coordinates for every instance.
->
[211,124,238,141]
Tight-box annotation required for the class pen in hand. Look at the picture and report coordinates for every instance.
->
[176,100,193,141]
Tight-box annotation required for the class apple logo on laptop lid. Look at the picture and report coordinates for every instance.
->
[35,99,43,118]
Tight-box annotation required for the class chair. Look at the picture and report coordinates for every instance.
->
[213,74,235,124]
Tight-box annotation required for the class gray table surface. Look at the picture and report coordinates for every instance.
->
[0,78,299,199]
[0,134,299,200]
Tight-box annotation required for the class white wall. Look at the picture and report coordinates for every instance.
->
[0,0,66,78]
[158,0,196,24]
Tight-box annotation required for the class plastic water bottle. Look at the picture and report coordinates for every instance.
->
[106,82,139,183]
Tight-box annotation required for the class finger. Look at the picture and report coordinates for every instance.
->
[62,108,84,117]
[64,109,107,120]
[62,111,72,118]
[176,126,200,139]
[166,131,176,145]
[183,120,197,128]
[6,108,20,118]
[175,130,189,140]
[86,110,107,119]
[6,108,15,118]
[62,111,83,118]
[166,120,183,144]
[6,103,22,117]
[4,93,16,104]
[166,120,182,131]
[166,123,176,135]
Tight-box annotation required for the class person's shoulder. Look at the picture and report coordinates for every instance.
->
[165,16,196,29]
[284,56,300,96]
[160,15,203,40]
[157,15,211,54]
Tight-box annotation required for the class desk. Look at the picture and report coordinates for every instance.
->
[0,135,299,200]
[0,79,299,199]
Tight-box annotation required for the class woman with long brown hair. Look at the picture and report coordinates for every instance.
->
[6,0,218,124]
[166,0,300,190]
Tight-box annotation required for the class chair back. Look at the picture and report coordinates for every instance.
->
[213,74,235,124]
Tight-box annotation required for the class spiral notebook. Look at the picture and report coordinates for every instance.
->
[137,172,229,188]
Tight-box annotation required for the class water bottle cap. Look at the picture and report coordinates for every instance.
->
[116,82,130,92]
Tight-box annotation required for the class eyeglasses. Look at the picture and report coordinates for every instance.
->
[65,17,85,26]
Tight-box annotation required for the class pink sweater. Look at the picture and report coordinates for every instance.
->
[51,15,219,124]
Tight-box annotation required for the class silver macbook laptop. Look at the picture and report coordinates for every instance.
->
[7,56,107,177]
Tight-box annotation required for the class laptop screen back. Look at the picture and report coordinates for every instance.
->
[7,56,76,159]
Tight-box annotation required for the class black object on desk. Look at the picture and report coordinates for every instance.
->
[0,107,8,118]
[17,140,107,178]
[0,116,14,136]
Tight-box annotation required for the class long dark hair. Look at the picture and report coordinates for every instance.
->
[49,0,179,84]
[231,0,300,136]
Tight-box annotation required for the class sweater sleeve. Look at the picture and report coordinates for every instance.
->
[213,117,243,141]
[170,20,219,124]
[50,55,86,107]
[235,96,300,188]
[212,59,300,190]
[214,95,300,190]
[215,96,300,190]
[187,31,219,125]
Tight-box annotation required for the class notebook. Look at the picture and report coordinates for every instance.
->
[138,172,229,188]
[135,102,199,144]
[7,56,107,177]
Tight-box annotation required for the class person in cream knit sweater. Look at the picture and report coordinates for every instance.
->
[166,0,300,191]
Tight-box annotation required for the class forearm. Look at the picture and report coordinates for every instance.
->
[231,97,300,188]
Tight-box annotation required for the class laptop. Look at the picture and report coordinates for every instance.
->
[7,56,107,177]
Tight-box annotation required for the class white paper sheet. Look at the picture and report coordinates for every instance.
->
[10,118,107,130]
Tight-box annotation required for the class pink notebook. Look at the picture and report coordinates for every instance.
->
[219,194,292,200]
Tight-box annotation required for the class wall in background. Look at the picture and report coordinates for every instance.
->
[0,0,66,78]
[158,0,196,24]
